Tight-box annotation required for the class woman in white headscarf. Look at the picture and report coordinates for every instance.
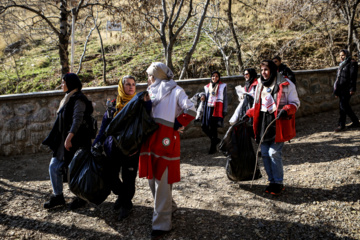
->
[139,62,196,239]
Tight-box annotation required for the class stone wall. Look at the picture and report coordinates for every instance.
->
[1,67,360,156]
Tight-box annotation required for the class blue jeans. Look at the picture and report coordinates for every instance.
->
[49,157,65,196]
[260,141,285,184]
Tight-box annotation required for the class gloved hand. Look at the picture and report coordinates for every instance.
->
[277,109,288,119]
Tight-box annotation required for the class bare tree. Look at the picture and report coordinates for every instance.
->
[0,0,117,75]
[203,1,234,76]
[179,0,210,80]
[227,0,243,72]
[296,0,338,65]
[135,0,194,72]
[331,0,360,55]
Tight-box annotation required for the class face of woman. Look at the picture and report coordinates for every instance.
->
[147,74,155,86]
[261,65,271,80]
[339,51,346,62]
[61,80,68,92]
[124,78,136,95]
[211,73,219,83]
[244,71,250,81]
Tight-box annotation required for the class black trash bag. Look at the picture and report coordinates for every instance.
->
[239,94,254,125]
[68,148,110,205]
[219,120,261,181]
[105,91,158,156]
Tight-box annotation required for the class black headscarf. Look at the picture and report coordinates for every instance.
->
[244,68,257,92]
[63,73,82,93]
[260,60,278,87]
[211,71,221,87]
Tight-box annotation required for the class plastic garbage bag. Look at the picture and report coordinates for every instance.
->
[229,94,254,125]
[105,91,158,156]
[68,148,110,205]
[219,120,261,181]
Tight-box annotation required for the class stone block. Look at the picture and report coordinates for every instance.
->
[5,117,27,130]
[319,76,330,85]
[29,108,51,122]
[31,132,46,145]
[14,103,36,116]
[312,95,325,103]
[298,79,309,89]
[2,132,14,145]
[0,103,14,120]
[16,129,26,141]
[296,87,307,97]
[28,123,45,132]
[309,77,319,84]
[310,84,321,94]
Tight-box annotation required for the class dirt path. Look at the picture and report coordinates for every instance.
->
[1,105,360,239]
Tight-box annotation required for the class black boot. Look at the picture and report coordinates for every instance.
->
[113,195,122,210]
[44,194,65,209]
[208,138,220,154]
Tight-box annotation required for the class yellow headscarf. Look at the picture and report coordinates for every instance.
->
[113,77,136,117]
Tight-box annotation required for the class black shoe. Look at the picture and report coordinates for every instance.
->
[270,184,285,195]
[69,197,87,210]
[208,138,220,154]
[264,183,275,194]
[113,196,122,210]
[150,230,170,240]
[44,194,65,209]
[118,206,132,221]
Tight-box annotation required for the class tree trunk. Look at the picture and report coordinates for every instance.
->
[166,42,175,72]
[179,0,210,80]
[59,0,70,75]
[227,0,243,72]
[96,22,106,84]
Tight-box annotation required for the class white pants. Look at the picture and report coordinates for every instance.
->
[148,168,177,231]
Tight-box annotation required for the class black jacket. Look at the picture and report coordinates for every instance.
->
[278,63,296,85]
[334,60,358,96]
[43,91,93,164]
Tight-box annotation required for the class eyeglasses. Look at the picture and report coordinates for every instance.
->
[244,73,249,75]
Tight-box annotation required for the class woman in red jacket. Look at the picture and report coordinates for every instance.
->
[246,60,300,195]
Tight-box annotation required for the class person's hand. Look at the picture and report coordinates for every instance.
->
[350,91,355,96]
[64,133,74,151]
[277,109,287,119]
[178,126,185,133]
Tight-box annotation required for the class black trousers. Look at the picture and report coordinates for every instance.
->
[108,149,139,209]
[202,117,219,140]
[338,93,359,127]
